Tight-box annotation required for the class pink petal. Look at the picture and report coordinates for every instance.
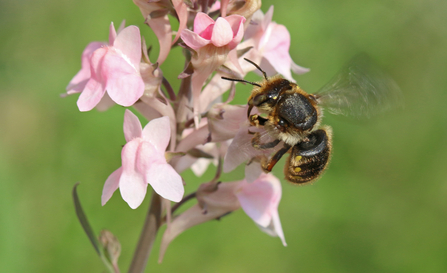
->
[120,140,148,209]
[225,14,246,35]
[291,61,310,75]
[121,140,140,177]
[133,101,162,121]
[227,16,246,50]
[211,18,233,47]
[271,211,287,246]
[210,0,221,12]
[262,23,309,80]
[239,173,286,246]
[181,29,210,50]
[226,48,244,74]
[77,47,108,111]
[146,163,184,202]
[142,116,171,152]
[66,41,104,92]
[102,167,123,206]
[171,0,188,44]
[102,50,144,106]
[113,25,142,69]
[77,77,106,111]
[117,20,126,33]
[262,6,274,31]
[258,57,280,78]
[193,12,215,35]
[119,173,148,209]
[199,73,232,112]
[139,97,177,151]
[123,109,143,142]
[95,92,116,111]
[147,17,171,65]
[245,161,263,183]
[135,141,159,174]
[108,22,117,45]
[200,24,214,40]
[191,70,212,128]
[244,10,262,41]
[237,179,275,227]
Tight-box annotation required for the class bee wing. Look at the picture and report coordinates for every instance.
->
[314,54,403,118]
[224,124,283,173]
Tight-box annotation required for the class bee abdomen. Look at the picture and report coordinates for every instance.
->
[285,128,332,184]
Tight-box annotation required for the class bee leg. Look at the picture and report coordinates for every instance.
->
[261,143,292,172]
[251,133,281,149]
[249,114,268,127]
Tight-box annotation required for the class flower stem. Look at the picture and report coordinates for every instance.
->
[170,192,197,215]
[128,191,162,273]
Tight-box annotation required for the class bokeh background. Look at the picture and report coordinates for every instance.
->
[1,0,447,272]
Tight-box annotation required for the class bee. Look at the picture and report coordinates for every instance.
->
[222,55,401,184]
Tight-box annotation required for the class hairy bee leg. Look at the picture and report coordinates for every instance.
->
[261,143,292,172]
[251,132,281,149]
[249,114,268,127]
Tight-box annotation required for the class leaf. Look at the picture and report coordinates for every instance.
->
[72,183,116,272]
[72,183,101,255]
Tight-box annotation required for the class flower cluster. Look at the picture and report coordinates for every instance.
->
[66,0,309,263]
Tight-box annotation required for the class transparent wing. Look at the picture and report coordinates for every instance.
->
[223,124,283,173]
[314,54,403,118]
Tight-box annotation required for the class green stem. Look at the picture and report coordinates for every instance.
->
[128,191,162,273]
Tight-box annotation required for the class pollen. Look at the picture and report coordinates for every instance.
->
[294,167,301,173]
[295,156,302,162]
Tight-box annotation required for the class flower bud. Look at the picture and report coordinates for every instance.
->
[99,230,121,266]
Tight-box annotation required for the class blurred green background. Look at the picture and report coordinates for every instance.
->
[1,0,447,272]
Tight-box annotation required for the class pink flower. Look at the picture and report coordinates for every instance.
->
[236,173,286,246]
[241,6,309,81]
[181,12,246,128]
[158,172,286,261]
[67,22,144,112]
[181,12,245,51]
[66,41,105,93]
[133,0,184,64]
[101,110,184,209]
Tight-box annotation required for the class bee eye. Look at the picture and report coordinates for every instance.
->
[252,94,267,106]
[278,118,287,127]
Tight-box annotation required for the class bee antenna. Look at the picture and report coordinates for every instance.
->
[221,76,262,87]
[243,58,268,80]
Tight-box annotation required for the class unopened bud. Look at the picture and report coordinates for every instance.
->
[99,230,121,265]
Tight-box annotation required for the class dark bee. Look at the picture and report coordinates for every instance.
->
[222,56,401,184]
[284,127,332,183]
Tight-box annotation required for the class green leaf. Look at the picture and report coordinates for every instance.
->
[72,183,116,272]
[72,182,101,255]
